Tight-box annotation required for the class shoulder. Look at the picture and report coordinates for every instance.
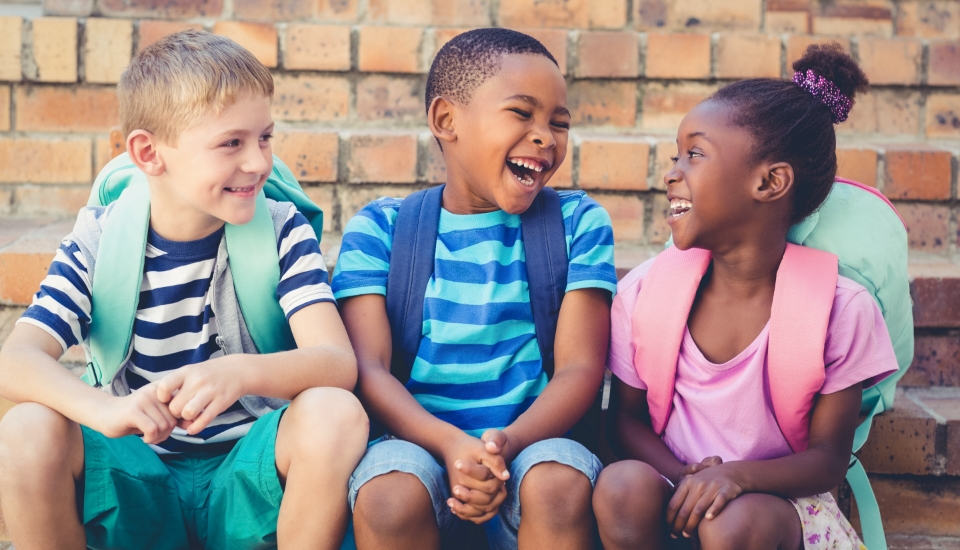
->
[556,189,613,235]
[832,275,877,315]
[343,197,403,238]
[615,256,656,307]
[558,190,606,219]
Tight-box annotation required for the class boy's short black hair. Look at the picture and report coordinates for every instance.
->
[425,28,559,113]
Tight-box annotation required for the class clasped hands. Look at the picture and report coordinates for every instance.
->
[666,455,745,541]
[442,429,514,524]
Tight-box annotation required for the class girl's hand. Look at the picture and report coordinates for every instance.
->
[677,455,723,482]
[666,463,744,538]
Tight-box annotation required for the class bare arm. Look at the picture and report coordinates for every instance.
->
[609,377,688,484]
[499,288,610,461]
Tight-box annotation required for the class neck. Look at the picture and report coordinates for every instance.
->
[441,157,501,215]
[706,231,787,299]
[147,179,225,242]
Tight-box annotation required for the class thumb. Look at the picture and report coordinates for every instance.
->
[156,370,186,405]
[481,429,507,454]
[702,456,723,467]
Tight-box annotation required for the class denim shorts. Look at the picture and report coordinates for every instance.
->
[348,436,603,550]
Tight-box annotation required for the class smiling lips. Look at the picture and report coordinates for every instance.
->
[225,186,256,193]
[670,198,692,218]
[507,157,551,188]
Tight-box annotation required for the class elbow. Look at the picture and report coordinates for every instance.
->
[340,348,359,392]
[808,444,852,492]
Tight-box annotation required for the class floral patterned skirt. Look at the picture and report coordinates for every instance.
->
[790,492,867,550]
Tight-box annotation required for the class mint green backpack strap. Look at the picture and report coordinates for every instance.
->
[265,157,323,242]
[224,192,296,354]
[85,182,151,387]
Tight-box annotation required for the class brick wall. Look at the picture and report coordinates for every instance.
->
[0,0,957,252]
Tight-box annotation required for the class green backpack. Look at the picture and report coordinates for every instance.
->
[82,152,323,389]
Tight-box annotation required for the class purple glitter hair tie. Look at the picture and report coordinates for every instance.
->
[793,69,851,124]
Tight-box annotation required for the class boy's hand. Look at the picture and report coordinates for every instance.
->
[156,357,246,435]
[96,382,178,444]
[666,463,744,539]
[677,455,723,482]
[442,434,511,524]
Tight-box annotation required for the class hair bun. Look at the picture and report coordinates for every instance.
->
[792,43,869,104]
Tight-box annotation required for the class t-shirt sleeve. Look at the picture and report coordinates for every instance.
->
[275,207,335,319]
[606,263,651,390]
[563,193,618,295]
[17,237,93,353]
[820,285,900,394]
[331,199,398,300]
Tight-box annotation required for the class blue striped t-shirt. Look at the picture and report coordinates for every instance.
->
[19,203,334,453]
[332,190,617,436]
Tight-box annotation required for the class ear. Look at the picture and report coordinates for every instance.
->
[427,96,457,145]
[754,162,794,204]
[126,129,166,177]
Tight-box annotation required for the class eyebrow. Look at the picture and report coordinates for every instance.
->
[506,94,570,117]
[215,123,275,139]
[686,131,712,142]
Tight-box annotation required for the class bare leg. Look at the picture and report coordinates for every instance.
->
[274,387,369,550]
[353,471,441,550]
[0,403,86,550]
[697,493,802,550]
[593,460,672,550]
[517,462,595,550]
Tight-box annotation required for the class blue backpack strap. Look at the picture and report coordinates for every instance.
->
[386,185,444,384]
[519,187,568,378]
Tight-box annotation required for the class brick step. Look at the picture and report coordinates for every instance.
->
[888,535,960,550]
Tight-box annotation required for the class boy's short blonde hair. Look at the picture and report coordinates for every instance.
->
[118,30,274,145]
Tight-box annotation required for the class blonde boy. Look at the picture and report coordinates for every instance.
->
[0,31,367,550]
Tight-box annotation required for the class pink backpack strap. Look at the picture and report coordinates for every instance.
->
[768,243,838,452]
[631,246,711,435]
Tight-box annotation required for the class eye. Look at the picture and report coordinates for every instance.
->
[260,133,273,142]
[551,120,570,130]
[670,156,679,164]
[509,108,532,118]
[222,139,241,148]
[689,150,703,158]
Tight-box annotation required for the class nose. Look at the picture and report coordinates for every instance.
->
[529,119,556,149]
[664,164,681,187]
[242,141,272,176]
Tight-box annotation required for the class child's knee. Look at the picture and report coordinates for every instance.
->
[520,462,592,522]
[0,403,81,480]
[593,461,667,521]
[284,387,368,454]
[354,472,434,536]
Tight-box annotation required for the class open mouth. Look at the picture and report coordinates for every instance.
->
[225,186,256,194]
[506,157,549,188]
[670,198,692,218]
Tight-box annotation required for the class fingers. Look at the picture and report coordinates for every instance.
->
[481,429,508,455]
[448,485,506,524]
[701,456,723,468]
[453,460,494,482]
[681,490,717,537]
[155,370,186,404]
[704,489,736,521]
[476,451,510,481]
[180,398,224,435]
[665,479,688,527]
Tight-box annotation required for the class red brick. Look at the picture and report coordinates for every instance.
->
[213,21,277,68]
[317,0,360,22]
[840,90,921,136]
[550,154,573,188]
[272,131,339,183]
[813,15,893,37]
[0,17,22,82]
[641,82,715,131]
[283,24,351,71]
[716,34,781,79]
[786,36,851,68]
[896,202,950,253]
[16,85,120,133]
[301,185,335,234]
[649,193,671,244]
[577,32,639,78]
[100,0,222,18]
[0,251,55,305]
[499,0,628,29]
[137,21,203,51]
[928,41,960,86]
[917,391,960,475]
[0,137,91,184]
[836,148,878,187]
[31,17,77,83]
[911,265,960,328]
[347,133,418,184]
[83,18,133,84]
[578,137,649,191]
[858,38,922,85]
[272,75,350,123]
[358,26,423,74]
[95,135,123,175]
[234,0,314,20]
[567,81,636,128]
[590,193,644,242]
[859,389,938,475]
[926,94,960,138]
[43,0,93,16]
[896,1,960,39]
[13,185,89,218]
[635,0,762,31]
[645,33,711,79]
[357,75,424,123]
[424,135,447,184]
[651,138,676,191]
[0,86,8,132]
[368,0,490,26]
[851,476,960,536]
[764,11,810,33]
[902,335,960,387]
[510,28,568,74]
[339,185,420,228]
[883,147,952,200]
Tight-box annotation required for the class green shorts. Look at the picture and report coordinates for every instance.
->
[80,406,286,550]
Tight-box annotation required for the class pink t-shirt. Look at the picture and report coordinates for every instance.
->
[608,258,899,465]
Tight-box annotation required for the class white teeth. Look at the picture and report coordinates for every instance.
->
[669,199,692,217]
[508,158,544,173]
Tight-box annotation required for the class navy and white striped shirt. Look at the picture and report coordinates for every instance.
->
[19,204,334,453]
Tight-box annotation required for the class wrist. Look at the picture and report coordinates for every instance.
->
[720,461,750,491]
